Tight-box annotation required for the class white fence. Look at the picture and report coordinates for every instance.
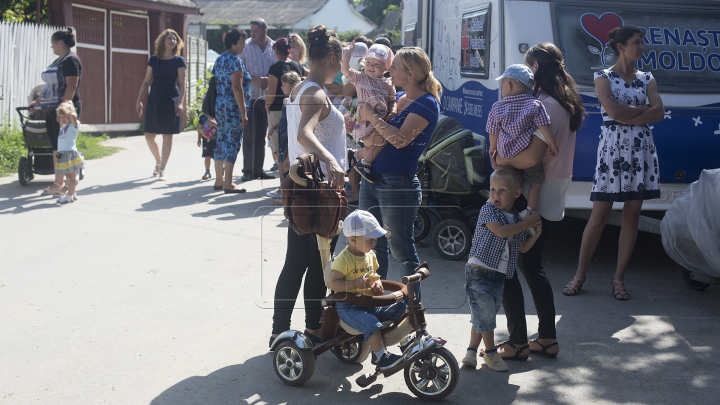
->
[0,22,65,123]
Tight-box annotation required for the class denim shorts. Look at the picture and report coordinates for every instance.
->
[465,264,505,333]
[336,301,407,341]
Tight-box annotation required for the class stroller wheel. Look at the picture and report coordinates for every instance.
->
[18,157,31,185]
[433,219,471,261]
[414,208,431,242]
[273,340,315,386]
[682,269,711,291]
[79,167,85,181]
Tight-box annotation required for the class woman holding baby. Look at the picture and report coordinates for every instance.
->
[492,42,585,360]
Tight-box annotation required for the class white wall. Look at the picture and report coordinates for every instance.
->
[293,0,375,34]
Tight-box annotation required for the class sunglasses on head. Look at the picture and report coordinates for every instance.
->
[250,20,267,29]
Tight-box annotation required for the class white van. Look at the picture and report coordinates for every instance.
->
[402,0,720,223]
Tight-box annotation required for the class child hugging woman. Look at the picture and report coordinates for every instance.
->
[342,41,396,182]
[54,101,84,204]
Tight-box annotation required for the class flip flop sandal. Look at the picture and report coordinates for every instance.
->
[494,341,529,361]
[529,339,559,358]
[611,279,630,301]
[563,276,585,296]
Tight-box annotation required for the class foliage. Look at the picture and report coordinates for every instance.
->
[206,22,236,54]
[1,0,48,24]
[337,29,365,44]
[359,0,402,27]
[186,68,212,131]
[0,118,26,176]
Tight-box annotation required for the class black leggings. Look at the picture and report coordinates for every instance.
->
[272,227,338,335]
[503,199,557,344]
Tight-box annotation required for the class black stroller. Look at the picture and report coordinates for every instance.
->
[15,107,84,185]
[414,116,489,260]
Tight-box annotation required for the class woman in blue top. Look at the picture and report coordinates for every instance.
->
[211,28,251,193]
[357,47,442,299]
[136,29,187,181]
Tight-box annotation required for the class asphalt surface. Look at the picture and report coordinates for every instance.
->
[2,132,719,404]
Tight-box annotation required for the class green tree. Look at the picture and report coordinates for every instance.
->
[359,0,401,27]
[1,0,48,24]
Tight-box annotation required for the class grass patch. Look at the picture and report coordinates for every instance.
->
[0,116,122,177]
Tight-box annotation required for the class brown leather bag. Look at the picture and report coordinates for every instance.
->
[281,154,348,238]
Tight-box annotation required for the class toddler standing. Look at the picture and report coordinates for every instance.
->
[462,166,541,371]
[487,64,559,216]
[341,42,396,182]
[197,114,217,179]
[54,101,84,204]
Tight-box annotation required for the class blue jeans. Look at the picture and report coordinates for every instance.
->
[336,301,407,341]
[359,174,422,299]
[465,264,505,333]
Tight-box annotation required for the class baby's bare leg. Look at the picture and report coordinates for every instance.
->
[527,183,541,212]
[362,130,388,165]
[66,172,77,195]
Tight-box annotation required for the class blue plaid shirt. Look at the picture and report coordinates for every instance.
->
[469,201,529,279]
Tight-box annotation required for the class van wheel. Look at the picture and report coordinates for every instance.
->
[433,219,471,261]
[18,157,30,185]
[414,208,431,242]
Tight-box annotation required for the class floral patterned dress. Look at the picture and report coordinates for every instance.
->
[213,52,251,164]
[591,69,660,202]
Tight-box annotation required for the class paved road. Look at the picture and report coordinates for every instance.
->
[2,133,719,404]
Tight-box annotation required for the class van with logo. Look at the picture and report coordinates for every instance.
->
[402,0,720,227]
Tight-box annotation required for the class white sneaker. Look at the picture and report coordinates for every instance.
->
[483,351,508,372]
[56,195,72,204]
[518,208,536,236]
[159,170,167,181]
[71,194,77,201]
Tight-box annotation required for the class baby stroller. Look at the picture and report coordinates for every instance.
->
[415,116,489,260]
[15,107,84,185]
[270,160,459,401]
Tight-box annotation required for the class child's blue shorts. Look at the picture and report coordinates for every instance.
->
[465,263,504,333]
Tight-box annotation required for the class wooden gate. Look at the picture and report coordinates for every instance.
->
[72,4,107,124]
[109,11,149,124]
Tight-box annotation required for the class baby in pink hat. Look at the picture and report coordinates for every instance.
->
[341,42,396,182]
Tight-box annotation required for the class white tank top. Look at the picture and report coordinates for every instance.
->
[287,81,348,176]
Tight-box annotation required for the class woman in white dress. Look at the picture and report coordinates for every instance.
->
[564,26,665,300]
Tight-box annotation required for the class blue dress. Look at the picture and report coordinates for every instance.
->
[145,55,186,134]
[213,52,252,164]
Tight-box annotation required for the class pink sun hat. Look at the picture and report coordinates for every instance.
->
[365,44,393,69]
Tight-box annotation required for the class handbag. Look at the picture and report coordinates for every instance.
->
[281,154,348,238]
[202,67,217,118]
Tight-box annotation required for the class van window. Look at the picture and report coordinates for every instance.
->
[461,4,491,79]
[555,3,720,91]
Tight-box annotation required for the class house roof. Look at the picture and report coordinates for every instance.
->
[188,0,330,26]
[143,0,200,9]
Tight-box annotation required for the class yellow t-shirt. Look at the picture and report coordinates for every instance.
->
[331,247,381,296]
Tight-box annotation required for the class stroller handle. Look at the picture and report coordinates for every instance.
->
[16,106,32,128]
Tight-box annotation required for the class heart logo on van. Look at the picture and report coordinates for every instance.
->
[581,12,624,68]
[581,13,623,44]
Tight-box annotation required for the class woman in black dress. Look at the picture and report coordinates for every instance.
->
[136,29,187,181]
[35,28,82,196]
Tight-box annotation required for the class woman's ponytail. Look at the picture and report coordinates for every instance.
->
[396,47,442,101]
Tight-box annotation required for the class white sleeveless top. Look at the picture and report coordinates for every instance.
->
[287,80,348,176]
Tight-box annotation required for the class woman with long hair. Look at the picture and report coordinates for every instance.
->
[271,25,348,346]
[564,26,664,301]
[287,34,309,76]
[136,29,187,181]
[356,47,443,299]
[36,28,82,197]
[493,42,585,360]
